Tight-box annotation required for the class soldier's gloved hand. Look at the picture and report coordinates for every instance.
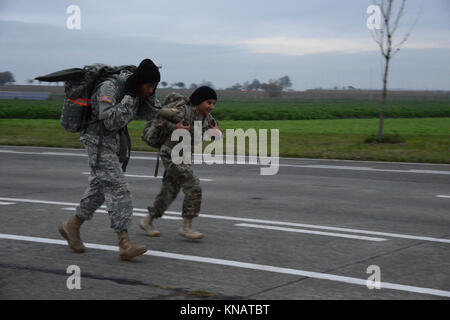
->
[175,119,190,131]
[124,73,138,97]
[209,119,220,129]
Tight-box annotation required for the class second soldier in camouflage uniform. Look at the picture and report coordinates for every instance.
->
[59,59,161,260]
[141,86,221,240]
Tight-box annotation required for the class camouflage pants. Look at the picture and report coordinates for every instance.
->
[76,142,133,232]
[148,154,202,219]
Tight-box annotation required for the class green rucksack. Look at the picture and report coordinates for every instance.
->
[141,93,190,177]
[141,92,189,149]
[36,64,136,133]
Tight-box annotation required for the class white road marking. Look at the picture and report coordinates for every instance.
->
[128,156,158,160]
[235,223,387,242]
[133,208,181,215]
[1,196,449,244]
[0,197,78,207]
[0,201,15,205]
[61,208,385,241]
[61,207,182,220]
[2,146,448,166]
[436,195,450,199]
[0,232,449,298]
[0,149,160,160]
[0,150,87,157]
[278,164,450,175]
[1,149,449,175]
[81,172,213,182]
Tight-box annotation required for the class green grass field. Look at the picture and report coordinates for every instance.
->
[213,98,450,120]
[1,118,449,163]
[1,98,449,120]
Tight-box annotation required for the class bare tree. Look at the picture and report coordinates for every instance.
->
[370,0,419,137]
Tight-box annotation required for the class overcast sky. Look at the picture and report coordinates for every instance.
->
[1,0,449,90]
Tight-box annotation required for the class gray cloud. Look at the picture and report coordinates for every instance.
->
[0,0,449,90]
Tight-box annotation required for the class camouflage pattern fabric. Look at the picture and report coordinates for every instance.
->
[148,148,202,219]
[80,69,161,153]
[76,141,133,232]
[145,92,217,219]
[158,92,215,150]
[76,70,161,231]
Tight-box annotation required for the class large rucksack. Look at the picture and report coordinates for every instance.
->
[141,92,190,149]
[36,64,136,133]
[141,92,190,177]
[36,64,136,172]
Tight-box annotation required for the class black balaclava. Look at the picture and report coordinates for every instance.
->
[136,59,160,84]
[189,86,217,106]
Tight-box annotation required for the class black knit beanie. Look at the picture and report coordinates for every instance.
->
[189,86,217,105]
[136,59,160,84]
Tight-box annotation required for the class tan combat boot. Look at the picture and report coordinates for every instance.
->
[117,230,147,260]
[179,217,204,240]
[139,214,161,237]
[59,215,86,253]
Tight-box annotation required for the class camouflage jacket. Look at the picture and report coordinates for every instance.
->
[144,92,217,158]
[80,70,161,154]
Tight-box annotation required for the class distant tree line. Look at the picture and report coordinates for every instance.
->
[4,69,292,98]
[226,76,292,97]
[0,71,15,85]
[158,80,215,90]
[157,76,292,97]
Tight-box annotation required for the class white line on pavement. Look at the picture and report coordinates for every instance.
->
[81,172,213,182]
[436,195,450,199]
[3,146,448,166]
[1,196,449,244]
[61,207,182,220]
[0,150,87,157]
[278,164,450,175]
[0,201,15,205]
[2,149,449,175]
[213,216,450,244]
[60,207,385,241]
[235,223,387,242]
[0,197,77,207]
[0,232,449,298]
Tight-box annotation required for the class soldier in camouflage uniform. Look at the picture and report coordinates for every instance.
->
[141,86,221,240]
[59,59,162,260]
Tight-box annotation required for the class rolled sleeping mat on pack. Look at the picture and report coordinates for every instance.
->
[35,68,86,82]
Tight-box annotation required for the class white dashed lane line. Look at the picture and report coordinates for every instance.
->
[81,172,213,182]
[61,207,182,220]
[234,223,387,242]
[1,196,449,244]
[0,201,16,205]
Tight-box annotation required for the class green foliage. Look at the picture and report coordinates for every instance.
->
[212,99,450,120]
[1,98,449,120]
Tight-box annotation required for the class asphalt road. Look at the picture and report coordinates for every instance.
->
[0,145,449,300]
